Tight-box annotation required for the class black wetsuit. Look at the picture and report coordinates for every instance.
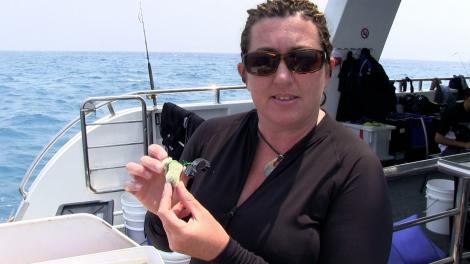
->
[145,110,392,264]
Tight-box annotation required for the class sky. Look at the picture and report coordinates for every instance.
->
[0,0,469,63]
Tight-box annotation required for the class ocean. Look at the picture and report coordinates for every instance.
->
[0,51,469,222]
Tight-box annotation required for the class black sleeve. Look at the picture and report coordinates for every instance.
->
[436,104,470,142]
[319,155,393,264]
[212,239,268,264]
[437,107,453,135]
[144,211,171,251]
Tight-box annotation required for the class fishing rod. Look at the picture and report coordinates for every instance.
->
[138,0,157,106]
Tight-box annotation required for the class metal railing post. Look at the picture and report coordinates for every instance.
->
[215,88,221,104]
[438,159,470,263]
[451,178,470,263]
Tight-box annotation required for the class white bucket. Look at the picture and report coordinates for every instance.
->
[425,179,454,235]
[123,208,146,218]
[158,250,191,264]
[121,192,147,243]
[125,224,146,245]
[121,192,147,214]
[123,213,145,229]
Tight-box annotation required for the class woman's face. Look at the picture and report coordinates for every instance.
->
[238,14,331,130]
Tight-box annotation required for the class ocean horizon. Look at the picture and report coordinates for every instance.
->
[0,51,469,221]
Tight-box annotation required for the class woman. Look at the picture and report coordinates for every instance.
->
[126,0,392,263]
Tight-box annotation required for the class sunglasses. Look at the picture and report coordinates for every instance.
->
[242,48,327,76]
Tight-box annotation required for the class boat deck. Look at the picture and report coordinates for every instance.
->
[389,171,453,253]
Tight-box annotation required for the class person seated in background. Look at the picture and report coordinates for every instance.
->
[431,78,457,107]
[435,89,470,156]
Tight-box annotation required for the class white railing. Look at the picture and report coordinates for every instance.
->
[19,84,247,199]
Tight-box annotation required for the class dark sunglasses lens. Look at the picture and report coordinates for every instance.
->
[286,50,323,73]
[245,53,278,75]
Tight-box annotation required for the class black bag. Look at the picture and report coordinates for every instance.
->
[160,102,205,159]
[400,94,440,115]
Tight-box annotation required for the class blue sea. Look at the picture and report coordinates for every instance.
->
[0,51,469,222]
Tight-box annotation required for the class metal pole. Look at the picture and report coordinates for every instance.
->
[451,178,470,263]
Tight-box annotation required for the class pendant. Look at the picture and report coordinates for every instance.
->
[263,156,282,177]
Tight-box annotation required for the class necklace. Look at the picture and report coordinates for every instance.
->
[258,130,284,177]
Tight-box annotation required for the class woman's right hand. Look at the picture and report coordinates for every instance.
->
[125,144,176,214]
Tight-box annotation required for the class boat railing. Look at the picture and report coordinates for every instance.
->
[80,95,149,194]
[390,76,470,92]
[17,74,470,198]
[133,84,248,104]
[18,84,247,199]
[18,76,470,197]
[18,116,82,199]
[385,154,470,263]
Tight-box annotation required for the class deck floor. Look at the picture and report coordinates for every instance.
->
[389,173,451,252]
[388,171,470,262]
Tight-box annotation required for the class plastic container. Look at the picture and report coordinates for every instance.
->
[159,250,191,264]
[0,214,138,264]
[425,179,454,235]
[125,224,146,245]
[35,246,164,264]
[341,122,396,160]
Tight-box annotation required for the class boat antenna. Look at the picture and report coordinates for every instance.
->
[138,0,157,106]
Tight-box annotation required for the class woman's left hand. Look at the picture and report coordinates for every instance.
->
[157,182,230,261]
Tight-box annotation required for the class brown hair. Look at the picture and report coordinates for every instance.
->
[240,0,332,60]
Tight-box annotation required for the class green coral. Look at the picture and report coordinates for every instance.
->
[162,157,183,186]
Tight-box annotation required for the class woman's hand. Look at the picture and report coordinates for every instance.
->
[158,182,230,261]
[125,144,187,214]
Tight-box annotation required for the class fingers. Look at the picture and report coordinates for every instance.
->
[148,144,168,160]
[140,156,166,174]
[127,144,168,176]
[172,202,192,219]
[159,183,173,209]
[160,182,230,260]
[124,181,143,192]
[180,169,190,186]
[159,182,197,221]
[126,162,152,180]
[158,183,184,229]
[125,162,147,192]
[175,181,202,219]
